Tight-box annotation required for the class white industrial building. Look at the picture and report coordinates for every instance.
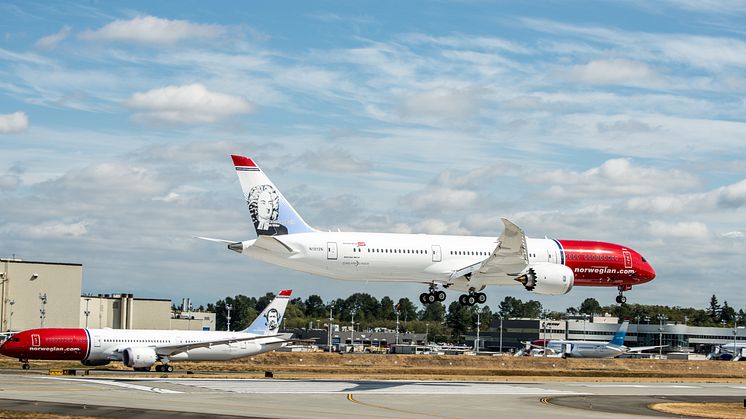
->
[1,258,214,332]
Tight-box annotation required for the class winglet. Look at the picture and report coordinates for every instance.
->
[231,155,256,167]
[278,289,292,297]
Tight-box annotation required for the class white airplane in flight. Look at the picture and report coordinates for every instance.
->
[0,290,293,371]
[201,155,656,306]
[519,321,665,358]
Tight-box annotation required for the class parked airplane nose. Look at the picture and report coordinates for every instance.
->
[0,336,19,357]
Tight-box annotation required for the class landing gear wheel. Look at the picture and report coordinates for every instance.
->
[22,363,30,370]
[426,293,436,304]
[616,285,630,305]
[476,292,487,304]
[166,365,174,373]
[419,293,429,304]
[466,295,477,306]
[458,294,467,305]
[436,290,447,302]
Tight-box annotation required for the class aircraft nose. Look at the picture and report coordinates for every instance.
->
[0,338,16,357]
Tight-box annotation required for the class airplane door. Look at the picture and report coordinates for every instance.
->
[622,251,632,268]
[327,242,338,260]
[432,245,442,262]
[31,334,40,347]
[94,335,101,347]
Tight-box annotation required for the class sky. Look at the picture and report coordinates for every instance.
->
[1,0,746,313]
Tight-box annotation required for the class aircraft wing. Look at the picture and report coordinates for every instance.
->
[626,345,668,353]
[467,218,529,284]
[153,334,291,357]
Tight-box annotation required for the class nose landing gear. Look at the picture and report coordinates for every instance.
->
[616,285,631,304]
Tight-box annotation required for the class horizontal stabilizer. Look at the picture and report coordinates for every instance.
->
[195,236,236,244]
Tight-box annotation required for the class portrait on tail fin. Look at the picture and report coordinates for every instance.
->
[247,184,288,236]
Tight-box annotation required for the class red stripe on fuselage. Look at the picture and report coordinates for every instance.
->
[0,328,88,361]
[558,240,655,286]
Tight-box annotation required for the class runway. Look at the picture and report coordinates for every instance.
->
[0,374,743,418]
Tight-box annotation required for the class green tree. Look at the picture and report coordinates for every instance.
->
[721,301,736,324]
[419,301,446,322]
[396,297,418,325]
[380,296,396,320]
[304,294,327,318]
[709,294,721,320]
[578,298,602,316]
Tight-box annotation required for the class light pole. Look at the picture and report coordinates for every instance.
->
[734,315,740,354]
[226,303,232,332]
[395,306,400,345]
[657,314,667,356]
[328,301,334,353]
[39,293,47,328]
[6,299,14,332]
[425,323,429,344]
[475,310,481,353]
[350,309,356,352]
[499,315,504,353]
[84,297,91,328]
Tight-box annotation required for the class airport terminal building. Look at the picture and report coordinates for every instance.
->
[466,317,746,354]
[1,258,214,332]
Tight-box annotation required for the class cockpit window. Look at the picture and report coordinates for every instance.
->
[641,257,647,263]
[10,337,20,342]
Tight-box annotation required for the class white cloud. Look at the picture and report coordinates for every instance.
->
[126,84,253,125]
[400,87,482,122]
[403,187,478,212]
[35,26,71,48]
[80,16,225,45]
[0,111,28,134]
[648,220,710,239]
[565,59,658,85]
[299,148,371,173]
[27,221,89,238]
[722,231,745,239]
[627,179,746,213]
[537,159,699,198]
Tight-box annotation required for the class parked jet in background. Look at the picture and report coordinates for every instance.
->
[0,290,292,371]
[518,321,665,358]
[201,155,656,306]
[709,343,746,361]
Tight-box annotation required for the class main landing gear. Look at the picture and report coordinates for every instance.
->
[616,285,631,304]
[458,291,487,306]
[21,359,30,370]
[155,364,174,373]
[419,284,446,304]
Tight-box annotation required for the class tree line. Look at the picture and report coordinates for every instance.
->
[199,293,743,343]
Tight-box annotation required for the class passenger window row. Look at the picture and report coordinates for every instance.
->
[354,248,429,254]
[449,250,489,256]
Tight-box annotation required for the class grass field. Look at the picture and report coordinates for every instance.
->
[3,352,746,382]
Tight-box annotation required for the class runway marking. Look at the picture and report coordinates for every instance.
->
[346,393,460,419]
[164,379,586,395]
[39,377,183,394]
[569,384,703,388]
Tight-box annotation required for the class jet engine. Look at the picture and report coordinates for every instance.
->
[122,347,157,369]
[515,263,574,295]
[80,359,110,367]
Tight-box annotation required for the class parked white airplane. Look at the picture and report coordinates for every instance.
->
[709,343,746,361]
[518,321,665,358]
[0,290,293,371]
[201,155,656,306]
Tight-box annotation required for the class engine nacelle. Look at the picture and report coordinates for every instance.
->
[516,263,574,295]
[122,347,157,369]
[80,359,110,367]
